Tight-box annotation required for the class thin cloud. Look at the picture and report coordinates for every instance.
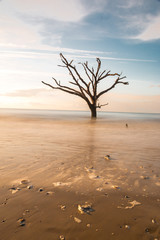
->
[5,0,91,23]
[0,49,156,63]
[133,15,160,41]
[1,0,160,48]
[0,44,112,56]
[2,88,52,97]
[118,0,144,9]
[150,84,160,88]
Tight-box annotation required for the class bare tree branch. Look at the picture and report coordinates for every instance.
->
[42,81,83,98]
[95,58,101,79]
[42,53,128,118]
[96,102,108,108]
[97,76,128,99]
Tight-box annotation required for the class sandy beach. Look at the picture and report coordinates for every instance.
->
[0,110,160,240]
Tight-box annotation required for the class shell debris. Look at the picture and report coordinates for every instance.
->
[125,200,141,209]
[104,155,111,160]
[78,203,94,214]
[74,217,82,223]
[17,218,26,226]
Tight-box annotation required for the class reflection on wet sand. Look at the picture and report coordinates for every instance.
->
[0,112,160,240]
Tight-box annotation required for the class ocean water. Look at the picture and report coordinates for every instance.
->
[0,108,160,121]
[0,108,160,195]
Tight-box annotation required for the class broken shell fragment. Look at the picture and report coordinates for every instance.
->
[74,217,82,223]
[104,155,111,160]
[151,219,156,224]
[124,225,130,229]
[59,235,65,240]
[46,191,54,195]
[96,187,103,192]
[60,205,66,210]
[21,180,29,184]
[125,200,141,209]
[17,218,26,226]
[78,203,94,214]
[112,185,120,190]
[140,176,150,180]
[9,187,21,194]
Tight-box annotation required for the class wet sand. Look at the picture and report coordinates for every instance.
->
[0,113,160,240]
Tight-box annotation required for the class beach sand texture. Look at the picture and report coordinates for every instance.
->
[0,112,160,240]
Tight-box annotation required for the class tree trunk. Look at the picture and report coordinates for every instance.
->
[90,104,97,118]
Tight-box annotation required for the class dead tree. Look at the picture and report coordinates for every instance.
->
[42,53,128,118]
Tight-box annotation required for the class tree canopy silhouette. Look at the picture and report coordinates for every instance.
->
[42,53,128,118]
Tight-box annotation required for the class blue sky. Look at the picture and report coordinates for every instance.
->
[0,0,160,113]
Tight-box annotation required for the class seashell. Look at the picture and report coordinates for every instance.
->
[46,191,54,195]
[104,155,111,160]
[78,203,94,214]
[21,180,29,184]
[59,235,65,240]
[112,185,120,190]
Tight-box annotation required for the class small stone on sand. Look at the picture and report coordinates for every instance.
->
[38,188,43,192]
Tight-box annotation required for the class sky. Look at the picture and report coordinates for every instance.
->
[0,0,160,113]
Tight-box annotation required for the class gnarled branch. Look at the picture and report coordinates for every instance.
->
[42,53,128,118]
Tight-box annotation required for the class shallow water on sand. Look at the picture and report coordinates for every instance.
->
[0,109,159,196]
